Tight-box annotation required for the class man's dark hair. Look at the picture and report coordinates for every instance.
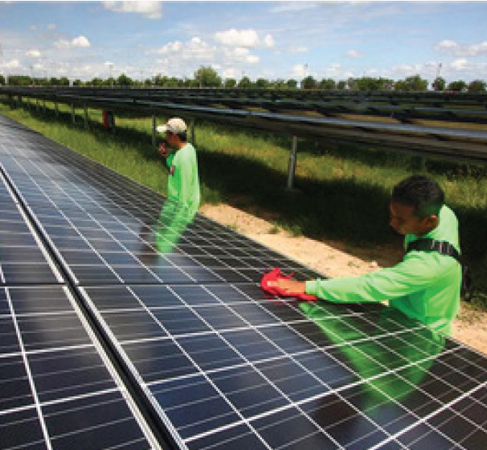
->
[167,131,187,142]
[392,175,444,218]
[178,131,187,142]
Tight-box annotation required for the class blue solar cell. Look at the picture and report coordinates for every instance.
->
[2,113,487,450]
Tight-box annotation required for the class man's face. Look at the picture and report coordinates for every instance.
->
[165,131,176,148]
[389,200,434,236]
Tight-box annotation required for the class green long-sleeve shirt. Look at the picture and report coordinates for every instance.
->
[166,143,200,215]
[306,205,461,335]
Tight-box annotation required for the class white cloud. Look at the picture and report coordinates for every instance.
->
[155,36,261,66]
[220,46,259,64]
[214,29,274,48]
[346,50,361,58]
[102,1,162,19]
[270,2,320,13]
[289,45,308,54]
[222,67,241,79]
[46,24,56,30]
[323,63,342,77]
[156,41,183,54]
[72,36,90,48]
[436,39,487,57]
[26,49,42,58]
[292,63,309,79]
[0,59,20,70]
[55,35,90,49]
[156,37,215,62]
[451,58,468,70]
[263,34,274,48]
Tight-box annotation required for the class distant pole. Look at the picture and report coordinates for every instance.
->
[152,114,156,147]
[286,136,298,190]
[190,119,195,144]
[84,104,89,129]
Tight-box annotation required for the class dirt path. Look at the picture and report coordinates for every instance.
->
[200,203,487,356]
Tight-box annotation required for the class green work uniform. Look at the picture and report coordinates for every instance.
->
[166,143,200,215]
[305,205,462,335]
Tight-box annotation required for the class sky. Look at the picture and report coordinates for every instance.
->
[0,1,486,84]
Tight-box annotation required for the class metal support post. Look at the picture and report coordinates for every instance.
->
[190,119,195,144]
[83,104,89,129]
[36,98,39,112]
[286,136,298,190]
[71,104,75,124]
[152,115,157,147]
[55,101,58,117]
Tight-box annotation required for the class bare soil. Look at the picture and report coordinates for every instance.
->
[200,203,487,356]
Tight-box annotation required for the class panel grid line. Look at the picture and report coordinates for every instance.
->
[2,114,487,450]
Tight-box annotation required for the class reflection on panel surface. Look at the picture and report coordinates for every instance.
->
[1,113,487,450]
[0,286,154,450]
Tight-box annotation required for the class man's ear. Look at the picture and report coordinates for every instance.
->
[423,214,439,230]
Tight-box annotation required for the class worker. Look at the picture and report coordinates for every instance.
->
[157,117,200,216]
[268,175,462,335]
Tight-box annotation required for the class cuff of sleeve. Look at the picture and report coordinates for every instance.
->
[306,280,319,295]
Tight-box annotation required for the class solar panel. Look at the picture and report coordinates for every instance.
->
[1,113,487,450]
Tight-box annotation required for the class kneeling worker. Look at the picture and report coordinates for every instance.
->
[269,175,462,335]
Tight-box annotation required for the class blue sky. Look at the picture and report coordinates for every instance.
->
[0,1,486,84]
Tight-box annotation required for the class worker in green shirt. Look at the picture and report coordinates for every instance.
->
[155,117,201,253]
[157,117,200,215]
[269,175,462,335]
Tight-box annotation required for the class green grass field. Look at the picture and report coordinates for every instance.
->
[2,98,487,307]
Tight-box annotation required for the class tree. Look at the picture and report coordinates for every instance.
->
[432,77,446,91]
[90,77,104,86]
[447,80,467,92]
[301,75,317,89]
[255,78,269,89]
[183,78,199,88]
[271,79,288,89]
[0,74,5,85]
[286,79,298,89]
[166,76,183,88]
[8,75,32,86]
[354,77,394,91]
[319,78,336,90]
[194,66,222,88]
[153,74,169,86]
[73,79,84,86]
[336,80,347,90]
[224,78,237,88]
[117,73,133,87]
[467,79,486,93]
[347,77,357,91]
[395,75,428,91]
[238,76,252,89]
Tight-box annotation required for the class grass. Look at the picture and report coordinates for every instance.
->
[2,98,487,308]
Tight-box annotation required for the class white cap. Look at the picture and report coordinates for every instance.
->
[156,117,187,135]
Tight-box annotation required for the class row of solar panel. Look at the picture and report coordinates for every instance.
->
[1,112,487,450]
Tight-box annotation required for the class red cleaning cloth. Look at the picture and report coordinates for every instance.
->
[260,268,317,301]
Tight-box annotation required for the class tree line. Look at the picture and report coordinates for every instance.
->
[1,66,486,93]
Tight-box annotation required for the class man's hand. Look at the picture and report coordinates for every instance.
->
[267,279,306,295]
[158,142,169,158]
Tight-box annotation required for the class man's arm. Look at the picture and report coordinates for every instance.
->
[270,253,446,304]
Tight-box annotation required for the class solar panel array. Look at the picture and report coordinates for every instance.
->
[1,112,487,450]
